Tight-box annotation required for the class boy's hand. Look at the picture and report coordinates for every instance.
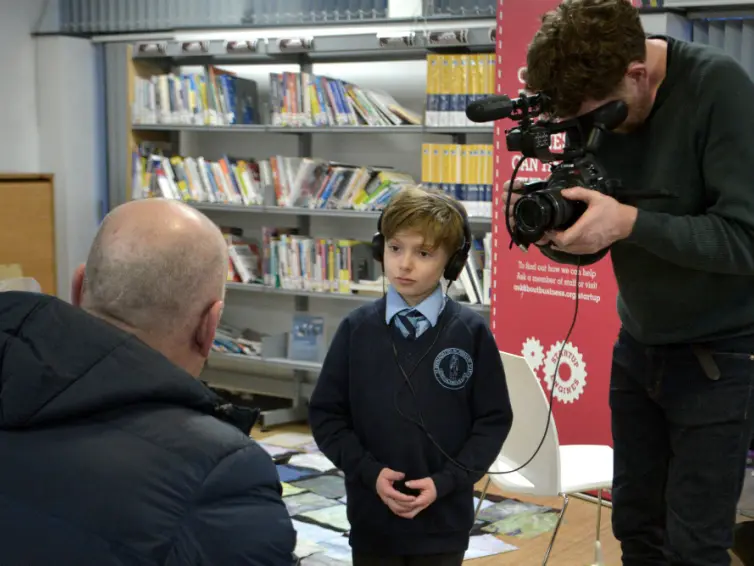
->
[375,468,417,516]
[398,478,438,519]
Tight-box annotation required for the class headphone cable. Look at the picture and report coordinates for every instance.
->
[392,262,581,477]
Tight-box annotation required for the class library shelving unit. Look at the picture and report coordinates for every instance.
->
[121,19,497,429]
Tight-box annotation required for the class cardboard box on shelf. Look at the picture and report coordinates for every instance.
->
[0,263,42,292]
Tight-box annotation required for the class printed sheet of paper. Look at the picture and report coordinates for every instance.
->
[470,518,490,537]
[301,554,351,566]
[483,510,560,539]
[281,482,307,497]
[300,440,321,453]
[311,535,354,563]
[276,464,320,483]
[291,519,344,544]
[474,496,495,511]
[300,503,351,532]
[284,492,339,516]
[294,539,324,559]
[262,432,315,449]
[477,498,548,523]
[292,474,347,500]
[464,534,518,559]
[258,442,296,460]
[288,452,336,473]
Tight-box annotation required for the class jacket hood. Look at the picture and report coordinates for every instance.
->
[0,291,257,432]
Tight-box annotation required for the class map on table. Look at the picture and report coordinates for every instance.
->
[256,432,564,564]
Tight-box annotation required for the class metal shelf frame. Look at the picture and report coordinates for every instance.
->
[131,124,494,135]
[209,350,322,374]
[225,281,491,313]
[130,25,498,66]
[190,202,493,226]
[202,352,319,430]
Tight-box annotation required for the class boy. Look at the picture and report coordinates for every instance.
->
[308,186,513,566]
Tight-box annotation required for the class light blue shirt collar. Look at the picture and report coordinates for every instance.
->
[385,284,446,327]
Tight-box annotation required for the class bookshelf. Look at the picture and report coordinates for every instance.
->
[117,20,497,430]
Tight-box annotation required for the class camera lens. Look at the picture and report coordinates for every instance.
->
[515,196,551,234]
[550,195,572,227]
[549,192,587,231]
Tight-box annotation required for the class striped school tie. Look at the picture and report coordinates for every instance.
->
[394,309,429,340]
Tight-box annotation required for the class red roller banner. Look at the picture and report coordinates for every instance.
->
[491,0,629,450]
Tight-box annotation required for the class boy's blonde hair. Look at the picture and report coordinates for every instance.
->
[380,185,467,255]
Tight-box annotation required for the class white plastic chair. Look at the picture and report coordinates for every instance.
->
[474,351,613,566]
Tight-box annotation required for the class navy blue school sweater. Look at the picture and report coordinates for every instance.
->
[308,297,513,556]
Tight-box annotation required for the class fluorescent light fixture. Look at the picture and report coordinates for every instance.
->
[426,29,469,45]
[135,42,167,54]
[277,37,314,51]
[224,40,260,53]
[181,41,210,54]
[376,32,418,47]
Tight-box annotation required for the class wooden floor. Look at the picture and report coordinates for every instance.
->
[253,423,746,566]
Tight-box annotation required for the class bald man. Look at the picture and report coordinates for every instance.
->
[0,199,297,565]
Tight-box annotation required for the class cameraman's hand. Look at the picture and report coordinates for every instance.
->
[549,187,637,254]
[502,180,524,227]
[375,468,417,517]
[502,180,552,246]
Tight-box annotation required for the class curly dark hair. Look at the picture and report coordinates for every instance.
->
[524,0,647,118]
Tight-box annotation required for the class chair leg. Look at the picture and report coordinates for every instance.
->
[473,476,492,525]
[593,489,604,566]
[542,494,569,566]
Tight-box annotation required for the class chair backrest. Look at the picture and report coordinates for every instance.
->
[491,351,561,495]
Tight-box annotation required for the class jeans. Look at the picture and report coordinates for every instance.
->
[610,329,754,566]
[733,521,754,565]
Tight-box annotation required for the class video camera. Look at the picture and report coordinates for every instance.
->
[467,91,634,253]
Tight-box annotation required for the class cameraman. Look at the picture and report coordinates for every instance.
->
[503,1,754,565]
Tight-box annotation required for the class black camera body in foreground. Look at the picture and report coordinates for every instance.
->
[467,92,628,250]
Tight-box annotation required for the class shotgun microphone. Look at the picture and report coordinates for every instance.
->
[465,95,516,123]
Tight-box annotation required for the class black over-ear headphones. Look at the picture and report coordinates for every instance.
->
[371,192,472,282]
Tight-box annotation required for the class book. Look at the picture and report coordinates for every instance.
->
[269,71,422,128]
[425,53,496,128]
[132,146,416,211]
[288,314,327,363]
[132,65,260,126]
[421,142,493,218]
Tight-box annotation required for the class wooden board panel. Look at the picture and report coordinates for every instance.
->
[0,174,57,295]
